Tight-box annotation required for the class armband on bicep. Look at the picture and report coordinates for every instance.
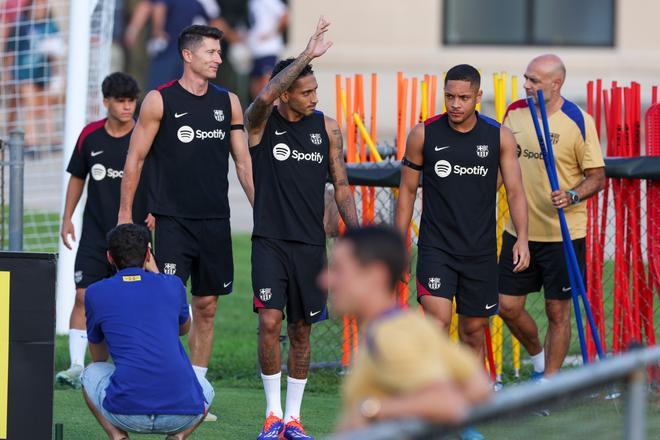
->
[402,157,423,171]
[230,124,245,131]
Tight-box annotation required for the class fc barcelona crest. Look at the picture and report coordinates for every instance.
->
[213,109,224,122]
[428,277,441,290]
[310,133,323,145]
[476,144,489,158]
[259,288,272,301]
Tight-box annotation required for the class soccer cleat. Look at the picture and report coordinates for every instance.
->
[55,364,83,389]
[282,418,313,439]
[459,426,484,440]
[531,371,545,382]
[257,413,284,439]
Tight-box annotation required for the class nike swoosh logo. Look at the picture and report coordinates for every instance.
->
[223,281,232,288]
[309,310,321,317]
[435,146,450,151]
[275,130,287,135]
[174,112,188,118]
[485,303,497,310]
[91,150,103,157]
[562,287,571,292]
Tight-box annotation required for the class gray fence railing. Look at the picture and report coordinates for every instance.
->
[330,345,660,440]
[0,130,25,251]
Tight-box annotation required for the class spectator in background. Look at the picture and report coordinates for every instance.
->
[322,226,492,433]
[124,0,238,91]
[4,0,65,150]
[81,224,214,440]
[247,0,288,99]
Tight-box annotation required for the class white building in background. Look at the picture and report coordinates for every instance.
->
[286,0,659,135]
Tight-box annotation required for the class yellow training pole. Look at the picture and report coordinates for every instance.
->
[353,113,382,162]
[441,72,447,113]
[449,298,459,343]
[420,80,428,121]
[476,69,482,112]
[509,74,521,378]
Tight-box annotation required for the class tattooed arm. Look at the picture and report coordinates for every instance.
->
[325,116,359,229]
[244,16,333,147]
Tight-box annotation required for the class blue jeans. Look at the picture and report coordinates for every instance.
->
[81,362,214,435]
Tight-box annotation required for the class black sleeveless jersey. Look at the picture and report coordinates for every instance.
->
[67,119,149,245]
[251,108,330,245]
[418,113,501,256]
[146,80,232,218]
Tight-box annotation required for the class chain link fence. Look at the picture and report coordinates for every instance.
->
[308,159,659,383]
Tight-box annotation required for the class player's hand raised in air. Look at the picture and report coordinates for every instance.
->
[303,16,332,59]
[512,238,530,273]
[60,218,76,250]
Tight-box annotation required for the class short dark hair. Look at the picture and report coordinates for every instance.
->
[101,72,139,99]
[339,225,407,290]
[270,58,314,81]
[178,25,223,59]
[445,64,481,89]
[106,224,151,270]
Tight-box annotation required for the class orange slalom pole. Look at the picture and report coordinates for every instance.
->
[368,73,378,222]
[398,79,409,160]
[345,78,356,163]
[335,74,343,130]
[410,77,418,129]
[342,315,351,367]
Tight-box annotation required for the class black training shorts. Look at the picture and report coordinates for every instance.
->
[74,243,114,289]
[251,237,327,325]
[154,215,233,296]
[416,245,499,317]
[498,231,585,300]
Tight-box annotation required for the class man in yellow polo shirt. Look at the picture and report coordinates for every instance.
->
[321,226,491,433]
[498,54,605,379]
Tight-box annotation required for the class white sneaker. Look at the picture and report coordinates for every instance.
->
[55,364,84,389]
[204,412,218,422]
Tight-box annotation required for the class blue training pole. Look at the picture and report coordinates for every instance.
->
[535,91,604,360]
[525,96,588,364]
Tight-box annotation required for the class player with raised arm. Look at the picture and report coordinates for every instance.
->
[56,72,153,389]
[117,25,254,419]
[396,64,530,359]
[245,16,358,440]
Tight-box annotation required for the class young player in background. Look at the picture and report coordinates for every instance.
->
[245,16,358,440]
[396,65,529,358]
[56,72,153,389]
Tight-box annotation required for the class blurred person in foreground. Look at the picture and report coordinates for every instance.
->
[81,224,213,440]
[321,226,491,433]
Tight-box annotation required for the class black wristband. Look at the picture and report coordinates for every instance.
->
[230,124,245,131]
[402,157,423,171]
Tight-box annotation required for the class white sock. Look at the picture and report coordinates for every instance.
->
[68,329,87,368]
[192,365,208,379]
[284,376,307,424]
[261,372,283,419]
[531,350,545,373]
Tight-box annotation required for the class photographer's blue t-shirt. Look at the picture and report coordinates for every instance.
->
[85,267,204,415]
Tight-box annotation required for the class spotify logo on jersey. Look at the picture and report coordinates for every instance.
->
[91,163,107,181]
[177,125,194,143]
[434,160,452,178]
[273,143,291,161]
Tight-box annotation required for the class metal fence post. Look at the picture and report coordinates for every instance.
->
[624,367,647,440]
[8,130,24,251]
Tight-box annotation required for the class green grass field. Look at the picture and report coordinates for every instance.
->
[43,229,658,439]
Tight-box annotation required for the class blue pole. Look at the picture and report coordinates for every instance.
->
[535,91,604,360]
[526,96,589,364]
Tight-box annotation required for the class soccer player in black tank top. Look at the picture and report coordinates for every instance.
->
[55,73,154,389]
[118,25,254,412]
[245,17,358,440]
[396,65,530,361]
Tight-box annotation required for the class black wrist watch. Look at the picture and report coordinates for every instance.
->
[567,190,580,205]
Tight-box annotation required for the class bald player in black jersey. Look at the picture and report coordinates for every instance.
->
[118,25,254,399]
[396,65,530,360]
[245,17,358,440]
